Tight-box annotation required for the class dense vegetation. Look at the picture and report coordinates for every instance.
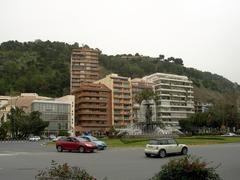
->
[179,103,240,134]
[0,107,48,140]
[0,40,239,103]
[0,40,78,97]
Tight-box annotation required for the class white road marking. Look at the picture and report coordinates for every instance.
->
[0,152,29,156]
[0,154,15,156]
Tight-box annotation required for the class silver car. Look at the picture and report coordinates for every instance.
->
[29,136,41,141]
[144,138,188,158]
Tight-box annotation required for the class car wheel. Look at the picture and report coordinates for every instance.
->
[57,146,63,152]
[79,146,85,153]
[145,153,151,157]
[181,147,188,155]
[159,149,166,158]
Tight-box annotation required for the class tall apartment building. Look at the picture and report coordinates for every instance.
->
[73,83,112,133]
[143,73,194,127]
[95,74,133,127]
[70,47,100,93]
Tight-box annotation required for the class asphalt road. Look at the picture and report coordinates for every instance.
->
[0,141,239,180]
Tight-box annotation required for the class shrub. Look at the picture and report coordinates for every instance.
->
[58,130,70,137]
[36,160,96,180]
[150,155,221,180]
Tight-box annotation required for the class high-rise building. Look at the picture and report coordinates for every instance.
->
[95,74,133,127]
[143,73,194,127]
[70,47,100,93]
[73,83,112,133]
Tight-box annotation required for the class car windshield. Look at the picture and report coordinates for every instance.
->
[88,136,98,141]
[77,137,88,142]
[149,140,159,145]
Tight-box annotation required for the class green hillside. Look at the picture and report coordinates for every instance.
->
[0,40,239,104]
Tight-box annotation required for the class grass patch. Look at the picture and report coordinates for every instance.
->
[47,136,240,148]
[177,136,240,145]
[105,136,240,147]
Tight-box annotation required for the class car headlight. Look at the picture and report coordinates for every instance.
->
[86,144,93,147]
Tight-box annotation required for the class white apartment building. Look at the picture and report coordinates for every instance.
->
[143,73,195,127]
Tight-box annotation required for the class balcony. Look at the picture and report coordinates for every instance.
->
[113,84,123,88]
[170,84,193,88]
[158,88,186,93]
[77,111,107,115]
[114,118,125,121]
[78,116,108,121]
[80,92,108,97]
[158,109,194,113]
[71,59,98,64]
[77,99,107,103]
[80,123,111,127]
[79,105,107,109]
[114,106,124,109]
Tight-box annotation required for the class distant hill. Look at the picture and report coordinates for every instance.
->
[99,54,240,104]
[0,40,239,104]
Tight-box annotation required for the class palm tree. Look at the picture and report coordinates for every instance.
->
[135,90,160,133]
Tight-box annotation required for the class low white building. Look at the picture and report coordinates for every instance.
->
[31,95,75,136]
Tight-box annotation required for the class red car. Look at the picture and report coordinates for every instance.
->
[56,136,97,153]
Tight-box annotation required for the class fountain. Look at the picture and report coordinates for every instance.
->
[117,99,182,137]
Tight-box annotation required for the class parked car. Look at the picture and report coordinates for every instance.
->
[81,135,107,150]
[56,137,97,153]
[52,136,65,142]
[49,134,57,140]
[29,136,41,141]
[144,138,188,158]
[221,132,238,137]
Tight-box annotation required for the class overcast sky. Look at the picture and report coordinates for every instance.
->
[1,0,240,83]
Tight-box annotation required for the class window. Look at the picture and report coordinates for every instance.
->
[66,137,73,142]
[168,139,177,145]
[149,140,159,145]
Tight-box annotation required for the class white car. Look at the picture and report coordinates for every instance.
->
[144,138,188,158]
[221,132,238,137]
[52,136,65,142]
[29,136,41,141]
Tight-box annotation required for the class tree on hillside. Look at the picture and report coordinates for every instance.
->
[158,54,165,60]
[173,58,184,65]
[166,57,175,63]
